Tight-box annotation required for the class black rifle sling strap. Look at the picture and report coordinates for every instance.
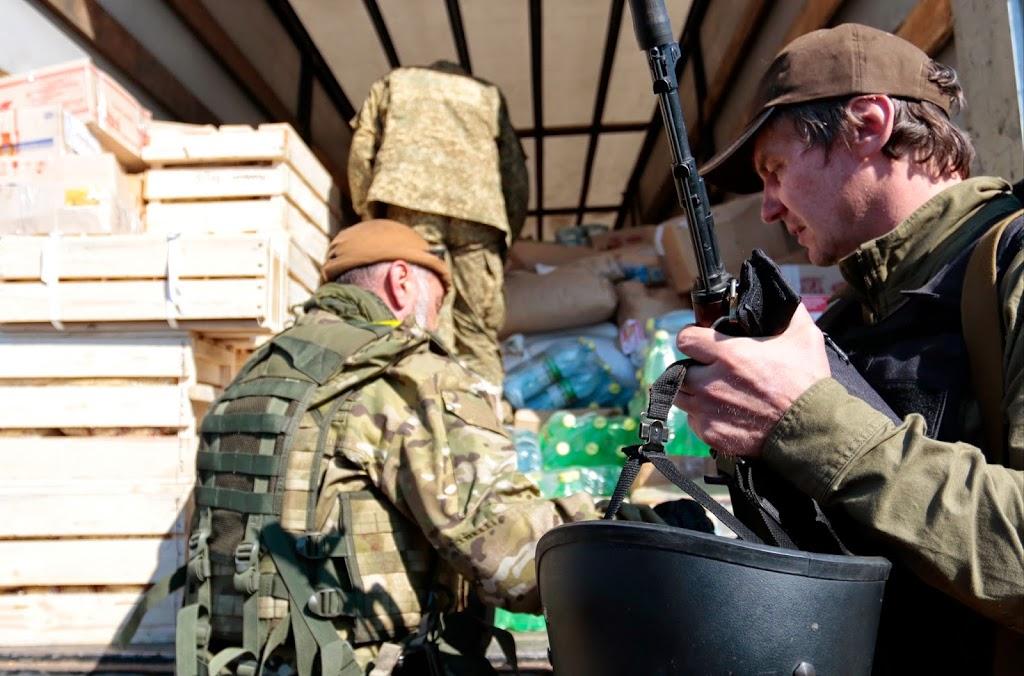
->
[603,360,764,544]
[962,205,1024,466]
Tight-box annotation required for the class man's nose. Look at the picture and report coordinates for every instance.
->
[761,187,785,224]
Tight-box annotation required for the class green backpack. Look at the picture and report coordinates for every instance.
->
[116,316,441,675]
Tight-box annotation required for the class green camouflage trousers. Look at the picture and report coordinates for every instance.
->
[385,205,506,388]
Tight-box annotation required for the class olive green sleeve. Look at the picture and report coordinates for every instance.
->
[762,377,1024,631]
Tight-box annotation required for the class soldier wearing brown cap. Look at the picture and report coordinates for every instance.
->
[120,220,598,674]
[674,24,1023,673]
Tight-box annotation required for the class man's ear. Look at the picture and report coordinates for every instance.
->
[383,260,415,314]
[846,95,895,159]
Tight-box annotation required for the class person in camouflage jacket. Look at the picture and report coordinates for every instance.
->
[308,221,596,624]
[232,220,596,675]
[348,62,529,390]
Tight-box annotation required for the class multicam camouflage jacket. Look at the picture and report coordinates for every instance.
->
[302,283,596,613]
[348,66,529,244]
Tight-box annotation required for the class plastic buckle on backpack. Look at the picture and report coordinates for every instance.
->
[639,418,669,446]
[195,622,210,648]
[307,587,345,618]
[232,541,260,595]
[187,532,211,582]
[234,541,258,573]
[235,659,258,676]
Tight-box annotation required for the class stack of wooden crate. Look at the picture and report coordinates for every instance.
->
[0,62,342,649]
[143,121,339,317]
[0,332,240,645]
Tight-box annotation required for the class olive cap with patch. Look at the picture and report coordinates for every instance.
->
[322,219,452,290]
[701,23,954,194]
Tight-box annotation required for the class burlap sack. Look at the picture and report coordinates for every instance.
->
[615,280,687,329]
[507,240,597,270]
[501,267,617,337]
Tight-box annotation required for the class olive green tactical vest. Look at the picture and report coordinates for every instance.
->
[157,317,455,675]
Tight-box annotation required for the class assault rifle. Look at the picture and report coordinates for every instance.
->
[627,0,736,328]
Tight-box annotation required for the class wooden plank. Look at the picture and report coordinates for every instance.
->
[0,537,185,588]
[144,122,333,203]
[289,276,312,313]
[0,435,195,484]
[0,319,279,337]
[145,164,340,230]
[29,0,218,125]
[951,0,1024,182]
[0,277,280,326]
[0,233,284,281]
[0,332,190,379]
[783,0,846,44]
[698,0,771,141]
[0,384,191,429]
[190,336,239,388]
[145,197,333,260]
[897,0,953,55]
[0,590,178,646]
[289,242,321,292]
[0,483,193,537]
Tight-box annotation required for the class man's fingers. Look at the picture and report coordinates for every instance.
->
[675,325,720,364]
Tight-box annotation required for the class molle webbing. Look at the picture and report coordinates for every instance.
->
[177,319,442,674]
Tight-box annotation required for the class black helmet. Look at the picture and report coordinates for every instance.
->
[538,520,890,675]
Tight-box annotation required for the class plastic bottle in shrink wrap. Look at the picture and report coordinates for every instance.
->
[524,364,607,410]
[511,428,542,473]
[540,411,581,467]
[504,339,596,409]
[535,466,618,498]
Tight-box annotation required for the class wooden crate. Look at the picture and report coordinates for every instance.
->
[145,198,325,312]
[146,164,339,235]
[0,331,240,646]
[144,122,334,205]
[0,232,292,336]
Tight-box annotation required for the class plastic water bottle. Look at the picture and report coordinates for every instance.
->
[539,411,581,468]
[525,365,608,411]
[535,466,618,498]
[511,429,542,472]
[504,340,597,408]
[494,606,546,632]
[642,330,679,388]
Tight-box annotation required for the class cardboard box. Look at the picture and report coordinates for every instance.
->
[658,193,805,293]
[0,106,102,158]
[0,154,141,234]
[589,224,659,251]
[0,60,151,169]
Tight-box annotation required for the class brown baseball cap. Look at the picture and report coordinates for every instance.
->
[701,23,953,194]
[322,219,452,290]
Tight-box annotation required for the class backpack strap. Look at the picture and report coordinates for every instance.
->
[962,206,1024,465]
